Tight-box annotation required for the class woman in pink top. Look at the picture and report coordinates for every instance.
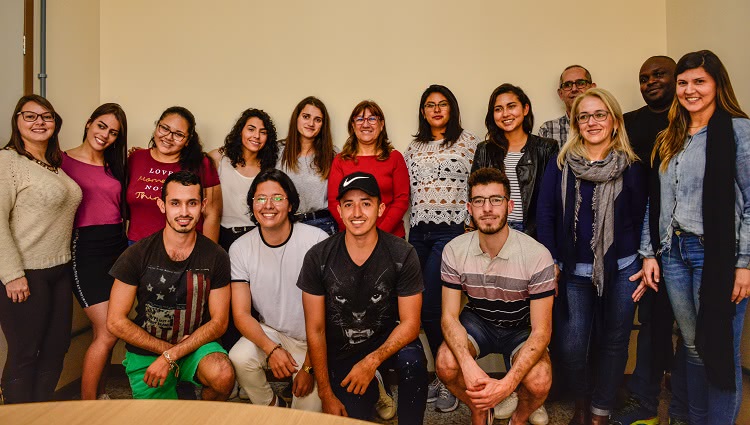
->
[126,106,221,242]
[61,103,128,400]
[327,100,409,237]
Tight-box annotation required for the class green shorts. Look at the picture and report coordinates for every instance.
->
[123,341,227,399]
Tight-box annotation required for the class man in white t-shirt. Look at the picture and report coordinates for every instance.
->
[227,169,328,410]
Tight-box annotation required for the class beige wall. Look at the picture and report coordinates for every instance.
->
[96,0,666,153]
[665,0,750,371]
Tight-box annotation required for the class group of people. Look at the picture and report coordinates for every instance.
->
[0,48,748,425]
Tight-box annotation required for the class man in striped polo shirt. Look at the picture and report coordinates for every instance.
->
[435,168,555,425]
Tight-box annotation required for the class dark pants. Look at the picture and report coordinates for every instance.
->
[0,263,74,403]
[408,222,464,359]
[329,338,428,424]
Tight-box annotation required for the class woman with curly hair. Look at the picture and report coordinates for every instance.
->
[277,97,336,235]
[126,106,220,243]
[327,100,409,237]
[209,108,279,250]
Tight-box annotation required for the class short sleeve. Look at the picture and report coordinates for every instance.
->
[109,243,144,286]
[440,241,463,290]
[228,238,250,283]
[199,155,220,188]
[396,244,424,296]
[296,246,325,296]
[210,247,231,289]
[527,245,556,299]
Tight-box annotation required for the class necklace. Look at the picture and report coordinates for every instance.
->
[4,146,58,173]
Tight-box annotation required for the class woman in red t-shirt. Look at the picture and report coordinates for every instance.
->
[126,106,221,243]
[327,100,409,237]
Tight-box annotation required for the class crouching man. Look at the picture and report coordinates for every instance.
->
[297,172,428,423]
[436,168,554,425]
[107,171,235,400]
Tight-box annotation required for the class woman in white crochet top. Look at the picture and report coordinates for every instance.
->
[404,84,478,412]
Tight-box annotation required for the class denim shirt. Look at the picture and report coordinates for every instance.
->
[639,118,750,268]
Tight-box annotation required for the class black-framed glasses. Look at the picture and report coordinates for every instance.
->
[577,110,610,124]
[253,195,288,205]
[469,195,507,207]
[560,79,591,91]
[17,111,55,122]
[156,123,187,142]
[353,116,380,126]
[424,101,450,110]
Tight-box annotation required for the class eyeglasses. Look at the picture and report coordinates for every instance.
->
[559,79,591,91]
[469,195,507,207]
[424,101,450,110]
[17,111,55,122]
[577,110,610,124]
[156,123,187,142]
[353,116,380,126]
[253,195,288,205]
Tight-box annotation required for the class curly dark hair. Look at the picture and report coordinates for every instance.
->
[149,106,209,174]
[413,84,464,146]
[220,108,278,171]
[484,84,535,153]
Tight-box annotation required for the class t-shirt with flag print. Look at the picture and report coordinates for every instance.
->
[110,231,230,356]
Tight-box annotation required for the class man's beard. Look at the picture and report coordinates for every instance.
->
[474,214,507,235]
[167,216,196,234]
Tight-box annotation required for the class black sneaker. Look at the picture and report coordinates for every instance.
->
[609,397,659,425]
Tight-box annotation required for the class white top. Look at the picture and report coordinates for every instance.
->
[277,153,329,214]
[217,155,255,228]
[503,151,524,223]
[404,130,478,227]
[229,222,328,340]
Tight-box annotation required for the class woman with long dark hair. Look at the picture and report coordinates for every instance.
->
[209,108,279,250]
[404,84,477,412]
[62,103,129,400]
[639,50,750,424]
[277,97,336,235]
[537,88,647,424]
[0,95,82,403]
[126,106,220,243]
[472,83,558,237]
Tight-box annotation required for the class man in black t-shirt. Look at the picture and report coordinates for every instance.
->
[108,171,234,400]
[297,172,428,424]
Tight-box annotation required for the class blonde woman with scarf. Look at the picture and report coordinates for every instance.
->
[536,88,647,425]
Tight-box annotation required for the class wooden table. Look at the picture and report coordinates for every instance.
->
[0,400,373,425]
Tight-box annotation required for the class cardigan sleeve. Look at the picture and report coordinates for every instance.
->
[378,150,410,234]
[535,159,560,262]
[0,153,26,284]
[327,155,345,232]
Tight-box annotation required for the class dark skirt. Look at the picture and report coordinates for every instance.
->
[71,223,127,308]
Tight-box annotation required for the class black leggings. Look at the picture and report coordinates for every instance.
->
[0,263,73,403]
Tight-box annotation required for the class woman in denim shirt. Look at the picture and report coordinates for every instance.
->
[638,50,750,424]
[536,88,647,425]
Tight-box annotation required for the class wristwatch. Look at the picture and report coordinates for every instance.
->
[301,365,314,375]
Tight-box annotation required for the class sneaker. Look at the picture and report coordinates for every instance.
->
[609,397,659,425]
[96,393,111,400]
[375,371,396,420]
[529,404,549,425]
[435,382,459,413]
[427,377,441,403]
[494,392,519,419]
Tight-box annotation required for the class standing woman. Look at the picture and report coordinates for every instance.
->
[0,95,82,403]
[62,103,128,400]
[278,97,337,235]
[126,106,220,243]
[209,108,279,251]
[536,88,647,424]
[327,100,409,237]
[640,50,750,424]
[472,83,558,237]
[404,85,477,411]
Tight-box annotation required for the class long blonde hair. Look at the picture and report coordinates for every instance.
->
[557,88,637,168]
[653,50,748,172]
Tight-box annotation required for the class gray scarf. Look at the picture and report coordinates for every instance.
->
[562,150,628,296]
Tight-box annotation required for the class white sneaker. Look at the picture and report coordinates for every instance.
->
[238,386,249,400]
[493,391,518,419]
[374,371,396,420]
[529,404,549,425]
[96,393,111,400]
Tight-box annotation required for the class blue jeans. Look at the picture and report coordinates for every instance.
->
[408,222,464,359]
[302,215,338,236]
[328,338,427,424]
[556,260,640,416]
[460,309,531,360]
[662,232,748,424]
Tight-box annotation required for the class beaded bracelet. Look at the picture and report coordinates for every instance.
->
[265,343,283,364]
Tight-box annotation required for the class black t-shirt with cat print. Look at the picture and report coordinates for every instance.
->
[297,229,423,360]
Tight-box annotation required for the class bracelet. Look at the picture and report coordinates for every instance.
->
[265,344,283,364]
[162,351,180,378]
